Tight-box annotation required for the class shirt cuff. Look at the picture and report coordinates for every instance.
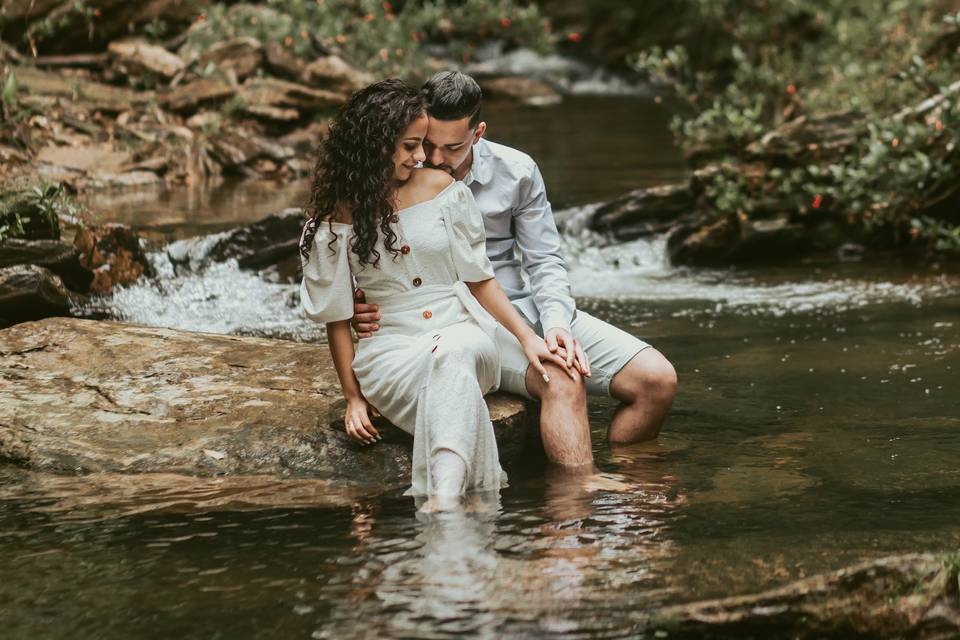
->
[539,309,573,337]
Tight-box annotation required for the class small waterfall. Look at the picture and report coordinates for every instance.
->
[105,238,324,341]
[555,205,954,317]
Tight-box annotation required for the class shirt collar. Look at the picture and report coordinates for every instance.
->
[464,138,494,187]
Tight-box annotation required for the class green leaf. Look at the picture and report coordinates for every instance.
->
[2,70,18,107]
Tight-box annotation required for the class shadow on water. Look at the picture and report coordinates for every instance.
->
[3,95,959,638]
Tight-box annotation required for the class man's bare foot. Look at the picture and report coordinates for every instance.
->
[579,472,633,493]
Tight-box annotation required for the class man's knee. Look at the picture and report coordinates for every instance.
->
[528,362,587,404]
[612,349,677,405]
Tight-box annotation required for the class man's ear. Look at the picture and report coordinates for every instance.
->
[473,121,486,143]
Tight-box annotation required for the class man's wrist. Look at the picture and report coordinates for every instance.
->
[543,322,572,338]
[539,310,573,337]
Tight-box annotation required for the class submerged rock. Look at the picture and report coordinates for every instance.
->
[0,318,537,484]
[642,553,960,639]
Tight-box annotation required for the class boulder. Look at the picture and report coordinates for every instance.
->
[239,77,347,115]
[0,265,71,327]
[0,318,537,483]
[167,208,303,272]
[206,127,295,176]
[36,144,133,174]
[0,238,93,292]
[73,223,153,294]
[477,76,562,106]
[589,183,696,240]
[302,55,373,93]
[668,213,812,266]
[108,39,186,79]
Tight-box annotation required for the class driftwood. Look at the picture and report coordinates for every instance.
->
[641,553,960,639]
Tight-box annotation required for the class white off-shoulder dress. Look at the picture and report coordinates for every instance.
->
[300,181,509,496]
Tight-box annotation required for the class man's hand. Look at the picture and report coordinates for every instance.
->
[544,327,590,377]
[351,288,380,339]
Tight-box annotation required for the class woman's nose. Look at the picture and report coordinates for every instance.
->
[414,145,427,163]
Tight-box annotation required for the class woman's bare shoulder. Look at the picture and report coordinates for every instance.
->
[410,167,455,196]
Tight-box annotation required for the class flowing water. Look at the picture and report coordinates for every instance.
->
[2,96,959,639]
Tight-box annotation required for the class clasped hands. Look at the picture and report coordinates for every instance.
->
[343,289,590,446]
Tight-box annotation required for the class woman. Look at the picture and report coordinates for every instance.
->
[299,79,569,507]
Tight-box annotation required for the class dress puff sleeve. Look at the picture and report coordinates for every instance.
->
[299,220,354,323]
[443,182,495,282]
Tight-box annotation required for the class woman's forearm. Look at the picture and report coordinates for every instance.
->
[326,320,363,400]
[466,278,538,344]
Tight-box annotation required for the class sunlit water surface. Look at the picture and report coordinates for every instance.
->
[3,96,959,638]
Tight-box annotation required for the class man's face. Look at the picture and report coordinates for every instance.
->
[423,115,486,179]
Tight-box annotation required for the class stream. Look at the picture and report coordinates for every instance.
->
[2,95,958,639]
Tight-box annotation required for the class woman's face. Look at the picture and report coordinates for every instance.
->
[392,112,428,182]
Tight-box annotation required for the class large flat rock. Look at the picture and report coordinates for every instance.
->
[0,318,536,487]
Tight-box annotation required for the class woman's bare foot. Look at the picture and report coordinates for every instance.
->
[417,494,462,513]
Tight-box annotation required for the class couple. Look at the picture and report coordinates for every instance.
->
[300,72,677,508]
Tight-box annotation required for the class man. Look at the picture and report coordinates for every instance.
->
[353,71,677,467]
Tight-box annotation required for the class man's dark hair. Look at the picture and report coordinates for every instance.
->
[421,71,483,128]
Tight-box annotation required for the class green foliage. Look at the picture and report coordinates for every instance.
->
[2,69,17,108]
[24,0,98,46]
[183,0,554,79]
[0,183,89,242]
[631,0,960,256]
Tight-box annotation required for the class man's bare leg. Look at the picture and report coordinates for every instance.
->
[607,348,677,444]
[524,362,593,468]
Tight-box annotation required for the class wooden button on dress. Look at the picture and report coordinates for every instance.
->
[422,310,432,320]
[389,214,399,223]
[412,277,422,287]
[400,244,411,255]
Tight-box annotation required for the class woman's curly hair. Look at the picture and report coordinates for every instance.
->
[300,78,426,268]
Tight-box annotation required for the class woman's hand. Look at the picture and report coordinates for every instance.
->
[344,396,380,445]
[521,334,577,383]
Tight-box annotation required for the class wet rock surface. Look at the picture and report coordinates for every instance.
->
[0,238,93,292]
[642,553,960,639]
[0,265,71,327]
[0,318,537,483]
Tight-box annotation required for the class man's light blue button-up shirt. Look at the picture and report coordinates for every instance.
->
[463,137,576,334]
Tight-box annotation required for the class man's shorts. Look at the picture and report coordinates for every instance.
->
[497,309,651,399]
